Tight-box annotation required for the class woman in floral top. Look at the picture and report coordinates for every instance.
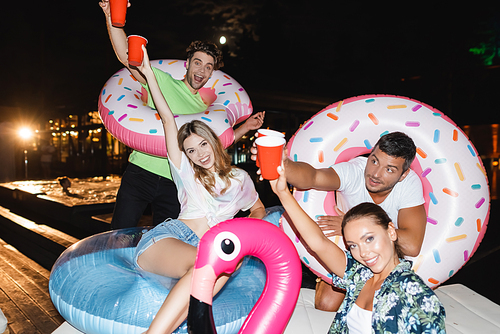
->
[270,166,446,333]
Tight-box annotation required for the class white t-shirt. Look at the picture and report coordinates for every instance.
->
[332,157,424,227]
[170,153,259,228]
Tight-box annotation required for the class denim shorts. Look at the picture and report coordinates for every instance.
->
[262,205,284,227]
[134,218,200,266]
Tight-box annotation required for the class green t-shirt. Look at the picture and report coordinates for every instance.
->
[129,67,207,178]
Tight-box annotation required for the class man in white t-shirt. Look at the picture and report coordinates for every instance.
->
[332,156,424,226]
[260,131,427,311]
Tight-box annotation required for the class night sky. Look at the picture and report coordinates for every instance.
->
[2,1,500,126]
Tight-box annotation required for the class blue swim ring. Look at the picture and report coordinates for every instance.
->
[49,227,267,334]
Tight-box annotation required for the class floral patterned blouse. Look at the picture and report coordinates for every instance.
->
[329,252,446,334]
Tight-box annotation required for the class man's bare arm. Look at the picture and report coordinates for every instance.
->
[233,112,265,143]
[282,157,341,191]
[100,0,146,84]
[396,204,427,257]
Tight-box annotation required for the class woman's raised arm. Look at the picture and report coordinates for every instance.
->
[137,46,182,169]
[270,165,347,278]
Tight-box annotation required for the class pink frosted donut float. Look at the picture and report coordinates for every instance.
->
[98,59,253,156]
[282,94,490,288]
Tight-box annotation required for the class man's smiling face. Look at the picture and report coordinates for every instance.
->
[184,51,215,93]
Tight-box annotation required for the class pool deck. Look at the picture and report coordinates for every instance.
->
[0,236,65,333]
[0,181,116,240]
[0,179,498,333]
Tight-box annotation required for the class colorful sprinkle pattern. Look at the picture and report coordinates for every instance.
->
[98,59,253,157]
[280,95,490,289]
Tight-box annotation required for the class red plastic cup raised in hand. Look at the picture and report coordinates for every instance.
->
[256,136,286,180]
[127,35,148,67]
[110,0,128,28]
[255,129,284,168]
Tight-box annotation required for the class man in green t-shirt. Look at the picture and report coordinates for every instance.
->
[100,0,265,229]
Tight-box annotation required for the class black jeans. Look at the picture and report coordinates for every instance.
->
[111,163,181,229]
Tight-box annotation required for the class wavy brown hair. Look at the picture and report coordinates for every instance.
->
[177,120,235,196]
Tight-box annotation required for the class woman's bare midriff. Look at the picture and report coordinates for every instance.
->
[181,217,210,239]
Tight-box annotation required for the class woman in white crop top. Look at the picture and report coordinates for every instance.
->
[134,47,266,334]
[271,165,446,333]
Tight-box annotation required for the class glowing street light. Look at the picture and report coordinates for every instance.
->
[19,127,33,140]
[18,127,33,179]
[219,35,227,45]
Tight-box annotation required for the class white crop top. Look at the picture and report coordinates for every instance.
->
[346,303,372,334]
[170,153,259,227]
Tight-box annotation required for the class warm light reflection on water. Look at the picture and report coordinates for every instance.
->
[2,176,121,206]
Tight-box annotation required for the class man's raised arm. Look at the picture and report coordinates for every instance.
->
[99,0,146,84]
[282,155,341,191]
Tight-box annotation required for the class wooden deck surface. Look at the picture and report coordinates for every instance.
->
[0,237,65,334]
[0,202,152,334]
[0,204,82,334]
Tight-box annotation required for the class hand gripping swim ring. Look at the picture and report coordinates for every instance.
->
[49,227,267,334]
[187,218,301,334]
[98,59,253,156]
[282,95,490,288]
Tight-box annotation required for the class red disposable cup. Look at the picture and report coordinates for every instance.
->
[110,0,128,28]
[257,129,285,138]
[127,35,148,67]
[255,129,284,168]
[256,136,286,180]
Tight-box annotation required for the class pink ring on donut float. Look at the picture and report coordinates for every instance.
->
[282,94,490,288]
[98,59,253,156]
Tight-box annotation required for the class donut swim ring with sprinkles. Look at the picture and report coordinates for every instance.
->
[281,94,490,289]
[49,227,267,334]
[98,59,253,157]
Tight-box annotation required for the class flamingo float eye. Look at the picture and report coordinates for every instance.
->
[221,239,235,254]
[213,231,241,262]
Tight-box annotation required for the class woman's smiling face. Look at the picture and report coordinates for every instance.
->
[183,133,216,172]
[344,216,399,278]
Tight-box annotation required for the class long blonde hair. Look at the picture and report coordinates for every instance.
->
[177,120,234,196]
